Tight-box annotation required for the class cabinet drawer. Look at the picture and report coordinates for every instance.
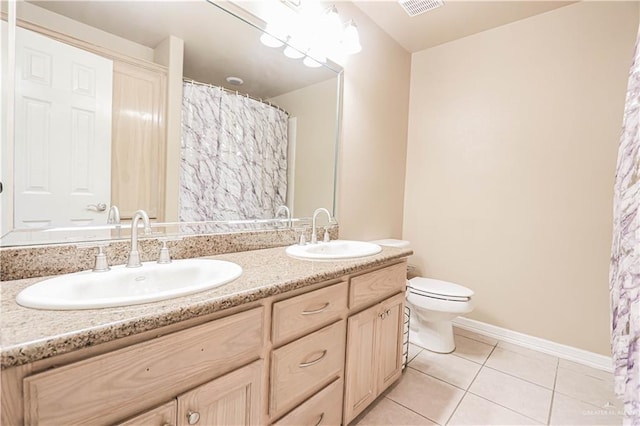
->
[272,281,347,346]
[24,307,264,425]
[117,400,177,426]
[274,378,343,426]
[349,262,406,310]
[270,320,345,417]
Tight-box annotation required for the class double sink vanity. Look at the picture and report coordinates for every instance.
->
[1,236,412,425]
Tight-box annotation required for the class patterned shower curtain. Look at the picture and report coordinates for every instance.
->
[180,82,288,222]
[610,29,640,426]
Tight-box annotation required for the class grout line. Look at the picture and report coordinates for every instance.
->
[453,330,499,348]
[383,396,442,425]
[443,343,498,425]
[546,358,560,425]
[481,365,556,391]
[407,366,469,392]
[465,391,546,425]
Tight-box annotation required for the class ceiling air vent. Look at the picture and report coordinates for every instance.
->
[398,0,444,17]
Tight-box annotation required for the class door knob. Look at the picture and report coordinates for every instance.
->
[86,203,107,212]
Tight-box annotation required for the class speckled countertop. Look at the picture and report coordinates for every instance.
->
[0,245,411,369]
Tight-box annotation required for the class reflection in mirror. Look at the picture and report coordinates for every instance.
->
[0,0,342,246]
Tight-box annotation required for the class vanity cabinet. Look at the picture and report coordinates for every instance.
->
[269,281,348,422]
[343,265,406,425]
[22,307,264,425]
[2,258,409,426]
[117,401,177,426]
[176,359,263,426]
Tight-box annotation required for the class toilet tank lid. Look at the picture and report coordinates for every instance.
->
[408,277,474,298]
[370,239,410,248]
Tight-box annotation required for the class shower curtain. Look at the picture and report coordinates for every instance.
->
[180,82,289,222]
[610,29,640,426]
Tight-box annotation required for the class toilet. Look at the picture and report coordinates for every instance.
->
[372,239,475,354]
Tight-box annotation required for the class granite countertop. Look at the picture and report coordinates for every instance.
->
[0,245,412,369]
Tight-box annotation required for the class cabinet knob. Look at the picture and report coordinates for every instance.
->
[187,410,200,425]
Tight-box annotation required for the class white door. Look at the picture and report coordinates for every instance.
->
[14,26,112,228]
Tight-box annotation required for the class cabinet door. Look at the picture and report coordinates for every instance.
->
[343,305,379,424]
[377,293,405,393]
[117,400,177,426]
[177,360,262,426]
[111,60,166,220]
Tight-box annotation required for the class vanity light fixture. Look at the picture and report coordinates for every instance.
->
[258,3,362,68]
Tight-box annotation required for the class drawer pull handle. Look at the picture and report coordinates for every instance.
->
[299,350,327,368]
[187,410,200,425]
[301,302,330,315]
[314,412,325,426]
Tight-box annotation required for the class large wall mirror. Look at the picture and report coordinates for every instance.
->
[0,0,342,246]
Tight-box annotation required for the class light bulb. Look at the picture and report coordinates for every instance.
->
[284,45,305,59]
[303,56,322,68]
[260,33,285,48]
[343,20,362,54]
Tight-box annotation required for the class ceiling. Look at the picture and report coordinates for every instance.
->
[26,0,338,98]
[353,0,576,53]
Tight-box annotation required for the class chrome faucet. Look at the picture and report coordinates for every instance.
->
[126,210,152,268]
[106,205,120,224]
[275,205,291,228]
[311,207,332,244]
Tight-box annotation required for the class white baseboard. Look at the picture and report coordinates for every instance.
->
[452,317,613,372]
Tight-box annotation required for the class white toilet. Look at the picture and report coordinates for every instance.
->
[372,239,475,354]
[406,277,474,353]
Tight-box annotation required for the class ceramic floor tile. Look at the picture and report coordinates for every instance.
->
[496,341,558,365]
[558,359,615,381]
[453,326,499,346]
[408,343,423,363]
[387,368,465,425]
[355,397,436,426]
[485,347,557,389]
[447,392,541,425]
[409,349,482,390]
[469,367,552,423]
[453,334,495,364]
[550,392,623,425]
[555,366,621,410]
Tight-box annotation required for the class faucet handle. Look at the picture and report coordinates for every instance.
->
[157,237,182,264]
[299,232,307,246]
[323,227,330,243]
[76,243,111,272]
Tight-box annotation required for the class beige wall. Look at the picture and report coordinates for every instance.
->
[335,4,411,241]
[404,1,638,355]
[270,78,338,218]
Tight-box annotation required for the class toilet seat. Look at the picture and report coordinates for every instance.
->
[408,277,474,302]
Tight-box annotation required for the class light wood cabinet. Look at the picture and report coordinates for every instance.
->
[273,378,343,426]
[4,260,408,426]
[343,292,405,425]
[111,60,167,220]
[117,400,177,426]
[177,360,263,426]
[23,307,263,425]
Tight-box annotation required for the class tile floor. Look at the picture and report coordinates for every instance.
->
[354,327,623,425]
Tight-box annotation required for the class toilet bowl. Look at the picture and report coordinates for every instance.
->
[406,277,474,353]
[370,239,475,354]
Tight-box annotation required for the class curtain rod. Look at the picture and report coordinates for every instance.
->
[182,78,289,116]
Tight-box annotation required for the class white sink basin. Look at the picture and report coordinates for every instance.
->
[16,258,243,310]
[286,240,382,261]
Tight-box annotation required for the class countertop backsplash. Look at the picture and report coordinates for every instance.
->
[0,225,339,281]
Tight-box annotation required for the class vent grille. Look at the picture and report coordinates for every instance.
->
[398,0,444,17]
